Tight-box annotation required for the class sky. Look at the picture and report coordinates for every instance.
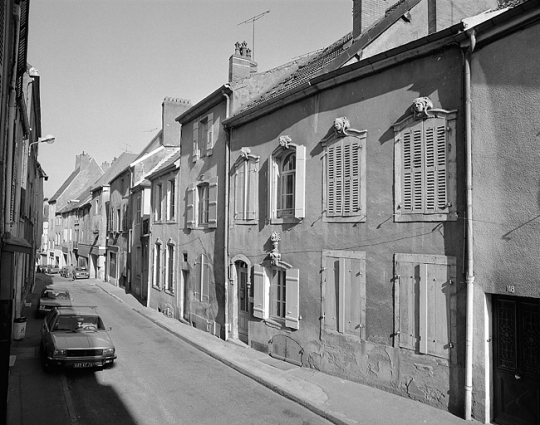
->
[28,0,353,197]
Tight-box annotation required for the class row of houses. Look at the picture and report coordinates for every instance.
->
[43,1,539,424]
[0,1,50,423]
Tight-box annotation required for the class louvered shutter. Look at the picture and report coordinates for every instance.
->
[234,163,245,220]
[326,141,342,216]
[433,118,449,212]
[253,264,267,319]
[343,138,362,216]
[202,254,210,302]
[192,121,199,162]
[246,160,258,220]
[206,113,214,156]
[208,176,218,228]
[285,268,300,329]
[186,183,196,229]
[401,121,423,213]
[294,145,306,219]
[344,257,365,337]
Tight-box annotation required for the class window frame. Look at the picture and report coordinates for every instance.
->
[167,179,176,221]
[394,253,456,359]
[253,264,300,329]
[186,177,218,229]
[193,253,210,303]
[393,108,457,222]
[154,183,163,222]
[153,240,162,289]
[268,139,306,224]
[232,150,259,224]
[165,241,175,294]
[322,132,367,223]
[192,113,214,162]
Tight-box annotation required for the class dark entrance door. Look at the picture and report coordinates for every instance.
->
[493,295,539,425]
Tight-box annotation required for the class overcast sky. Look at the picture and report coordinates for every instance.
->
[28,0,352,197]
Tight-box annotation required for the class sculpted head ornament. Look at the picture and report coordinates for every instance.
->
[411,97,433,118]
[279,136,292,149]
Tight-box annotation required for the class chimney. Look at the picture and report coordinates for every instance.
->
[228,41,258,82]
[352,0,388,39]
[427,0,500,34]
[101,161,111,172]
[162,98,192,147]
[75,151,90,170]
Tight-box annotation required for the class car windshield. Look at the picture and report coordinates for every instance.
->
[43,291,69,300]
[53,315,105,332]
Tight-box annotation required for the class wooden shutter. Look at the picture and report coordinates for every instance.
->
[326,141,342,216]
[343,137,361,216]
[201,254,210,302]
[323,256,338,331]
[206,113,214,156]
[401,121,423,213]
[253,264,267,319]
[192,121,199,162]
[344,256,365,337]
[294,145,306,219]
[285,268,300,329]
[186,183,196,229]
[396,259,418,350]
[234,163,245,220]
[208,176,218,228]
[246,160,258,220]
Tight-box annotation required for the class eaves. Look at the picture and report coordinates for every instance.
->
[176,84,232,124]
[223,24,463,129]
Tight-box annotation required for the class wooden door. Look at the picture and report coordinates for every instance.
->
[236,261,249,343]
[493,296,539,425]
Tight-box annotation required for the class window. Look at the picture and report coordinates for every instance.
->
[253,264,300,329]
[198,183,209,225]
[167,179,176,221]
[232,150,259,223]
[269,138,306,223]
[192,113,214,161]
[393,102,457,222]
[322,250,366,338]
[136,195,141,224]
[116,209,121,232]
[194,253,210,302]
[186,177,218,229]
[153,241,162,288]
[155,184,163,222]
[323,134,366,222]
[394,253,456,359]
[166,243,174,293]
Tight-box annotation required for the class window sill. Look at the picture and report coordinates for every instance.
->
[151,285,162,291]
[270,217,301,225]
[234,219,258,225]
[394,212,457,222]
[263,317,289,330]
[164,290,175,296]
[323,215,366,223]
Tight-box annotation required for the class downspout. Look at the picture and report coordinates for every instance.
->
[4,5,21,234]
[464,28,476,422]
[222,87,231,341]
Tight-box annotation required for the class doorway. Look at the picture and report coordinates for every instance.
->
[493,295,539,425]
[235,261,249,343]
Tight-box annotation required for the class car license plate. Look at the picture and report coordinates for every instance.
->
[73,362,100,368]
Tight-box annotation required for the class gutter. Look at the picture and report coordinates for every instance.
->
[4,5,21,234]
[222,87,231,341]
[463,28,475,422]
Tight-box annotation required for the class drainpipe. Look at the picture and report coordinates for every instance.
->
[4,5,21,234]
[222,87,231,341]
[464,28,476,422]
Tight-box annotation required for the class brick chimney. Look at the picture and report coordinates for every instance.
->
[352,0,389,39]
[162,97,192,147]
[228,41,258,82]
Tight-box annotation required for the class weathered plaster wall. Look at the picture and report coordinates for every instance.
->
[230,47,465,413]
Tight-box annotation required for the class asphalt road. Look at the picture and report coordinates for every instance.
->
[44,277,333,425]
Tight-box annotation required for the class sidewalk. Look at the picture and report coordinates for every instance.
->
[8,276,474,425]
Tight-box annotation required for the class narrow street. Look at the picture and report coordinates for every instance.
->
[11,275,332,425]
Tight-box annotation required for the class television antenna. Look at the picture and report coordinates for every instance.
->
[237,10,270,61]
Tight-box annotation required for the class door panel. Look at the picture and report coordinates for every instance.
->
[493,296,539,425]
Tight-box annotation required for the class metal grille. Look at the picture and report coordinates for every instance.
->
[66,349,103,357]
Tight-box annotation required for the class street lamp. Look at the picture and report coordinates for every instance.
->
[28,134,55,155]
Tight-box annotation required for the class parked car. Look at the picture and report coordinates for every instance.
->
[59,267,69,278]
[73,267,90,279]
[40,306,116,372]
[37,286,72,316]
[46,265,60,274]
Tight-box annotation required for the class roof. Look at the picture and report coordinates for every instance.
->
[49,168,80,203]
[238,0,421,113]
[145,148,180,181]
[90,152,138,193]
